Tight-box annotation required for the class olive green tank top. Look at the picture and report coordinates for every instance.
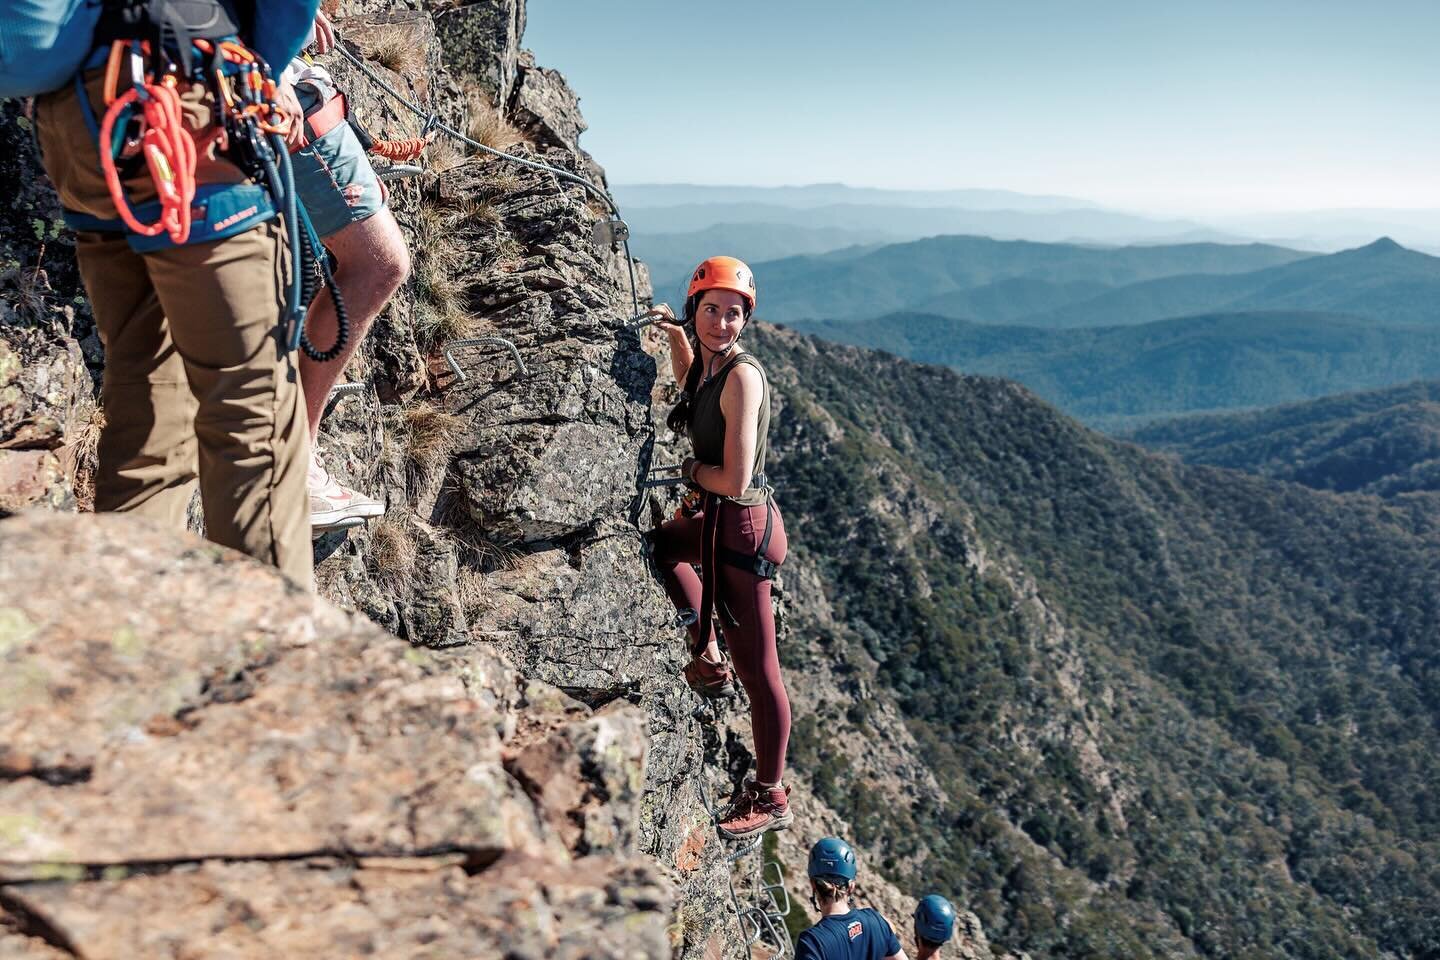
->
[687,352,771,506]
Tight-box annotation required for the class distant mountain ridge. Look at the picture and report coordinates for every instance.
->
[789,309,1440,428]
[625,202,1233,249]
[1015,237,1440,329]
[1128,380,1440,496]
[626,222,894,301]
[616,182,1096,212]
[753,234,1313,326]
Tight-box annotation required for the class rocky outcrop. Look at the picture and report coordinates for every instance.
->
[0,326,90,514]
[0,510,671,958]
[512,55,589,155]
[432,0,526,106]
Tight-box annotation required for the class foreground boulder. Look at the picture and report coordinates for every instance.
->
[0,511,671,959]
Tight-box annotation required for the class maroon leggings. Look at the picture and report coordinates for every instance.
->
[651,498,791,785]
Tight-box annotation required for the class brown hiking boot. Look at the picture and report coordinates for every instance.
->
[717,781,793,840]
[684,654,736,699]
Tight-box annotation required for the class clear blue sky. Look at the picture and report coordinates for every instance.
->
[525,0,1440,214]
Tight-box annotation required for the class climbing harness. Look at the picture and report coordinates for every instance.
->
[328,35,640,316]
[694,492,779,659]
[69,3,348,363]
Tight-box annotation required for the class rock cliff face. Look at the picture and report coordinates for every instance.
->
[0,3,1038,957]
[0,511,671,959]
[0,2,812,957]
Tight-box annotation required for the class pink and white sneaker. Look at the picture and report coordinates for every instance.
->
[309,455,384,533]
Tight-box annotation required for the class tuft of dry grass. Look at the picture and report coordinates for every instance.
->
[453,198,502,232]
[402,401,466,487]
[465,92,522,151]
[476,165,523,198]
[67,401,105,512]
[425,137,468,175]
[368,514,418,594]
[409,205,470,348]
[434,481,524,576]
[364,25,426,78]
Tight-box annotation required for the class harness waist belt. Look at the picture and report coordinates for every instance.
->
[64,182,277,252]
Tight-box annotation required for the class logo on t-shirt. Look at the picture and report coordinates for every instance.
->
[847,921,863,941]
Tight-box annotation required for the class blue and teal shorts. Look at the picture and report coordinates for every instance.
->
[291,84,386,239]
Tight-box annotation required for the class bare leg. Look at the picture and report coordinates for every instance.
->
[299,207,410,440]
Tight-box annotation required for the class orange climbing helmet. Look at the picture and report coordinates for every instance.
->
[687,256,757,312]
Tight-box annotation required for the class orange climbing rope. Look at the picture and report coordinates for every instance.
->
[98,68,197,244]
[368,135,432,162]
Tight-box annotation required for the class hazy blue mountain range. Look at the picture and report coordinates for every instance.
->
[1212,208,1440,255]
[751,235,1313,326]
[616,182,1095,212]
[1128,381,1440,497]
[626,223,893,302]
[1012,238,1440,329]
[618,184,1440,254]
[786,310,1440,428]
[623,202,1235,249]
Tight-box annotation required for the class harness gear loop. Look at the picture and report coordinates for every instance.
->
[98,42,197,244]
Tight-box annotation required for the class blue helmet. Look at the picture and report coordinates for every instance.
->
[914,894,956,944]
[807,837,857,882]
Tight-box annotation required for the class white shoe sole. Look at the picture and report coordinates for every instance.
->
[311,516,367,539]
[310,501,385,527]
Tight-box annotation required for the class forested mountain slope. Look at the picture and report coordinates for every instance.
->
[790,309,1440,428]
[750,323,1440,960]
[1129,380,1440,496]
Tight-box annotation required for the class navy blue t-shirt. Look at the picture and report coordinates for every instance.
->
[795,908,902,960]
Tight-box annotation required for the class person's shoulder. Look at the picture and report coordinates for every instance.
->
[794,925,825,959]
[861,907,895,931]
[728,354,767,390]
[735,352,769,377]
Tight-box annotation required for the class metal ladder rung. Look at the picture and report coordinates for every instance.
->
[442,336,529,383]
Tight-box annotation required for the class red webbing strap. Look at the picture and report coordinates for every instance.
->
[289,90,348,151]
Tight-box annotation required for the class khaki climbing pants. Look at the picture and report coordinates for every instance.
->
[33,74,313,590]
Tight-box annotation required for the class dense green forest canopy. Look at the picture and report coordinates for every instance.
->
[784,310,1440,429]
[749,324,1440,960]
[1129,381,1440,497]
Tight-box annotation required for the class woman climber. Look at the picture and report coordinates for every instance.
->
[643,256,793,841]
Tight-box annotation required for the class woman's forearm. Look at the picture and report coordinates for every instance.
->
[668,332,694,387]
[685,458,749,499]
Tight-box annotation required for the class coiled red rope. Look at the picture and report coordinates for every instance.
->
[98,75,197,245]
